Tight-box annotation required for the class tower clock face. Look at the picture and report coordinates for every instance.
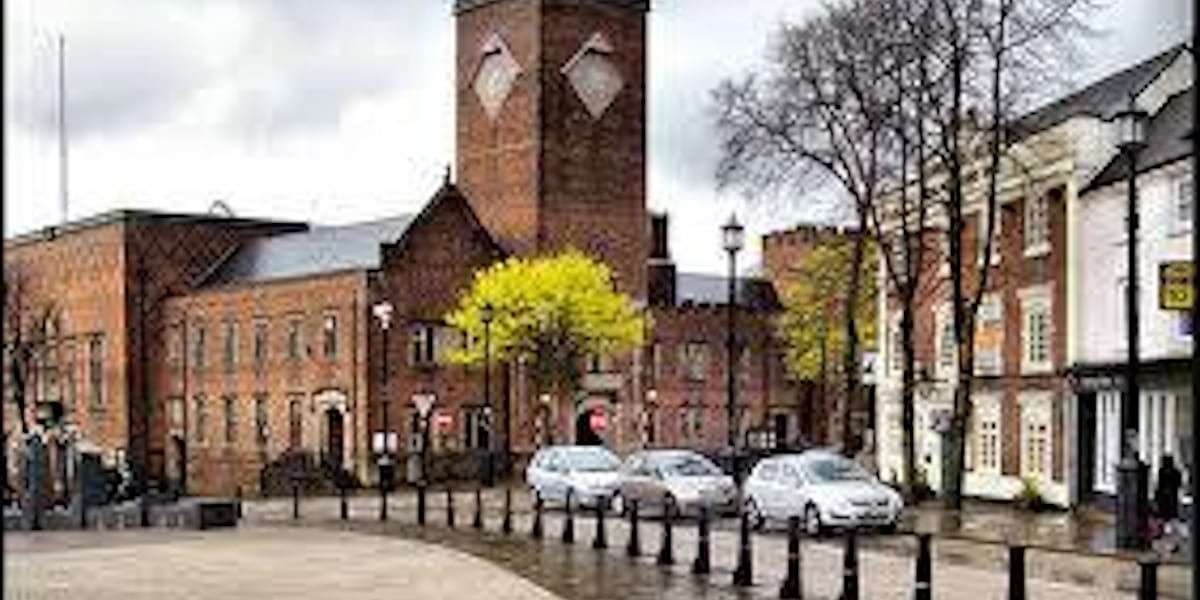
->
[563,33,624,119]
[474,34,521,120]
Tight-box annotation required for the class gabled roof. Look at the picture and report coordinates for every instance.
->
[455,0,648,14]
[1086,87,1194,191]
[204,215,415,286]
[675,272,780,310]
[1010,44,1186,138]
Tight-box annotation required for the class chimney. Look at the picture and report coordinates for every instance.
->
[647,212,676,306]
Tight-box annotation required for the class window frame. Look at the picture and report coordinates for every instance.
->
[1023,193,1051,258]
[1170,177,1194,237]
[323,313,338,359]
[1019,285,1054,374]
[88,334,105,408]
[1019,392,1053,480]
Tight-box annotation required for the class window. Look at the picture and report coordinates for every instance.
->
[935,306,956,378]
[224,397,237,444]
[1176,312,1195,342]
[288,397,303,449]
[167,324,183,366]
[1020,393,1053,479]
[974,396,1001,474]
[1024,194,1050,256]
[323,314,338,358]
[973,295,1004,375]
[1171,178,1194,236]
[409,323,437,367]
[888,314,902,375]
[681,342,708,381]
[63,342,77,412]
[287,318,302,361]
[169,397,184,432]
[976,207,1002,266]
[194,395,207,442]
[688,406,705,443]
[254,395,268,446]
[649,342,663,382]
[253,319,268,372]
[1020,286,1053,374]
[223,320,238,374]
[192,323,207,374]
[88,334,105,407]
[464,407,491,450]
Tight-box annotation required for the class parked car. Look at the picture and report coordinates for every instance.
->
[743,449,903,535]
[526,445,622,508]
[614,449,737,517]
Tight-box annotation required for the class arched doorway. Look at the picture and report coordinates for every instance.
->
[575,411,603,446]
[325,408,345,469]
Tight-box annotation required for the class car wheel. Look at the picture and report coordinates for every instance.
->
[804,503,823,538]
[746,497,765,531]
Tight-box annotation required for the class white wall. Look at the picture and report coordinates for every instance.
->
[1076,159,1194,365]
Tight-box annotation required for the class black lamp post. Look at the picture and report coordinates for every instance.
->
[1113,99,1149,550]
[481,303,495,487]
[372,301,394,522]
[722,213,745,453]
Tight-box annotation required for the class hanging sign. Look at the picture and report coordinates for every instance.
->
[1160,261,1194,311]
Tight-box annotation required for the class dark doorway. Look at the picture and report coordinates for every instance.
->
[1077,392,1096,505]
[325,409,344,469]
[773,414,788,449]
[173,436,187,495]
[575,410,603,446]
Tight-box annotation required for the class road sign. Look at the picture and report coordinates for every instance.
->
[372,432,398,455]
[413,393,436,418]
[589,409,607,432]
[1159,261,1194,311]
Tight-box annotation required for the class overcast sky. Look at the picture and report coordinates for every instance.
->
[3,0,1193,274]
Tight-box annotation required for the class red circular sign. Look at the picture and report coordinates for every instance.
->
[589,409,607,432]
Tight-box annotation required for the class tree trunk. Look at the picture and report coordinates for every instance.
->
[900,305,917,499]
[841,228,866,457]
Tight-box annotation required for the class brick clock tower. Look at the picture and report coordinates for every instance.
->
[455,0,649,300]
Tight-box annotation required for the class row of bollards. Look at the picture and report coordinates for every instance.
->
[287,483,1166,600]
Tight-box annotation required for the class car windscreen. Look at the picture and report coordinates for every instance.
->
[561,448,620,472]
[660,455,722,477]
[804,457,870,483]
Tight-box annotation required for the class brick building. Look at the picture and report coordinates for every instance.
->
[4,0,811,497]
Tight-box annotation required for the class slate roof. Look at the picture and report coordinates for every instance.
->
[1087,87,1194,191]
[1010,45,1185,139]
[204,215,415,286]
[675,272,780,310]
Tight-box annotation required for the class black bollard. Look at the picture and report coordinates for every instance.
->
[593,495,609,549]
[292,481,300,520]
[733,505,754,586]
[473,487,484,529]
[502,486,513,534]
[657,496,675,566]
[1008,545,1026,600]
[692,505,711,575]
[340,483,348,520]
[79,496,88,530]
[417,483,427,526]
[780,515,802,600]
[236,486,244,519]
[532,492,544,539]
[841,530,859,600]
[562,489,576,544]
[626,499,641,558]
[915,533,932,600]
[140,494,150,528]
[1139,556,1158,600]
[447,488,456,528]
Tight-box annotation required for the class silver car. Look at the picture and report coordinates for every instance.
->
[613,450,737,517]
[525,445,622,508]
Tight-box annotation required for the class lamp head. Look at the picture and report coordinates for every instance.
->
[722,213,745,254]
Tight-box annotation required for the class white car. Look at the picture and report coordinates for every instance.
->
[526,445,622,508]
[744,450,903,535]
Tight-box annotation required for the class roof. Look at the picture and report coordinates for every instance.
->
[204,215,415,286]
[455,0,648,13]
[4,208,303,249]
[675,272,780,310]
[1010,45,1185,138]
[1086,87,1194,191]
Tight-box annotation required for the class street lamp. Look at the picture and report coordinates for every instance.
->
[372,301,394,522]
[481,303,495,487]
[722,213,745,452]
[1113,99,1149,550]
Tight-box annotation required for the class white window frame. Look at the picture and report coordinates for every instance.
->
[1170,177,1194,237]
[934,303,957,380]
[1023,194,1051,258]
[888,312,903,377]
[1019,285,1053,374]
[1019,392,1054,481]
[973,394,1002,475]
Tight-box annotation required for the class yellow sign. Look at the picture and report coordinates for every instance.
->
[1160,261,1194,311]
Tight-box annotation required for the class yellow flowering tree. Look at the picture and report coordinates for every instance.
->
[446,250,645,397]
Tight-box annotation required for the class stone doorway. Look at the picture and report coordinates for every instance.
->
[325,409,345,469]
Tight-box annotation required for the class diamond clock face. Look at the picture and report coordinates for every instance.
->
[563,34,624,119]
[473,34,521,120]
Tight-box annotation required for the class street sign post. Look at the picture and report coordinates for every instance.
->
[1160,261,1194,310]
